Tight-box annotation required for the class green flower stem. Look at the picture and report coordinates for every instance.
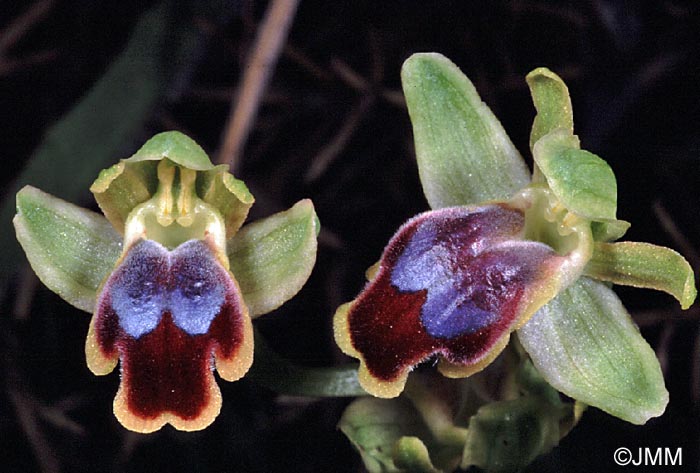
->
[248,329,366,397]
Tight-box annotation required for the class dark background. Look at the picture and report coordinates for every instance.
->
[1,1,699,472]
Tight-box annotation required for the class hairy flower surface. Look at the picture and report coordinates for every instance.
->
[15,132,319,432]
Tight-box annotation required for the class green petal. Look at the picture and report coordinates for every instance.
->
[518,277,668,425]
[197,166,254,236]
[526,67,574,151]
[90,160,157,232]
[339,397,437,473]
[14,186,122,313]
[585,241,697,309]
[228,199,318,317]
[126,131,216,170]
[401,53,530,208]
[533,130,617,220]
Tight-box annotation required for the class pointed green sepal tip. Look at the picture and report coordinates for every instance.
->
[126,131,216,170]
[401,53,530,208]
[585,241,697,309]
[14,186,123,313]
[526,67,574,151]
[533,129,617,221]
[518,278,669,425]
[228,199,319,317]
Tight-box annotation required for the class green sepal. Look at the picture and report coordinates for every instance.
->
[533,130,617,221]
[14,186,122,313]
[526,67,574,151]
[518,277,668,425]
[585,241,697,309]
[401,53,530,208]
[197,166,254,236]
[228,199,318,317]
[125,131,216,170]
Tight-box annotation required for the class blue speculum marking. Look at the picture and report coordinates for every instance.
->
[109,239,227,338]
[170,240,226,335]
[110,240,167,338]
[391,218,498,339]
[387,207,544,340]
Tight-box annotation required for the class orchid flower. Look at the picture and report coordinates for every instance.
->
[334,54,696,429]
[14,131,319,432]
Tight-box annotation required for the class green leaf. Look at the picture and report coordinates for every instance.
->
[126,131,216,170]
[13,186,122,313]
[228,199,318,317]
[0,1,228,292]
[248,329,365,397]
[518,277,668,425]
[401,53,530,208]
[533,130,617,220]
[585,241,697,309]
[526,67,574,151]
[461,396,565,473]
[339,397,435,473]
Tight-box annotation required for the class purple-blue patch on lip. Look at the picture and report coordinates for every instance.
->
[109,240,168,338]
[343,204,565,386]
[390,206,525,338]
[109,239,226,338]
[170,240,226,335]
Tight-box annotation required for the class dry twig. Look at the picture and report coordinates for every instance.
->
[217,0,301,171]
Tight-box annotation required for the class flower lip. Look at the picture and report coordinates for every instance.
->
[87,236,254,432]
[335,203,576,398]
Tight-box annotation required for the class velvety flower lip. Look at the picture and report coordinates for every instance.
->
[334,203,574,398]
[86,237,253,433]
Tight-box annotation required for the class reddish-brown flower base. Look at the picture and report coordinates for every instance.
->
[86,239,254,432]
